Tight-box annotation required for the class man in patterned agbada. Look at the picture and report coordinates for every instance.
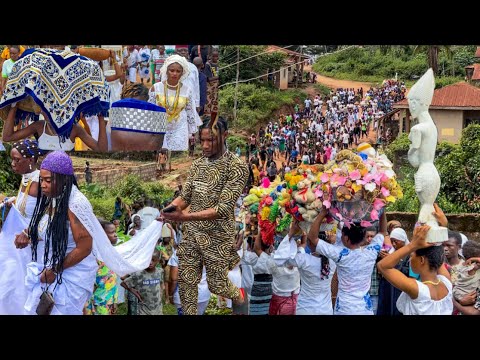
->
[159,116,249,315]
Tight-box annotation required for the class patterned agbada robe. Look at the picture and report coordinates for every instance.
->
[176,151,249,315]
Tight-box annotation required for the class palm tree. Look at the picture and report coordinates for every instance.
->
[413,45,452,75]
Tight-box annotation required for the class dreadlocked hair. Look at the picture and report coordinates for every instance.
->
[121,83,149,101]
[199,114,228,147]
[29,172,78,285]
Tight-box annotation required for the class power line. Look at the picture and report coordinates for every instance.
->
[219,46,357,88]
[219,58,307,88]
[218,45,297,71]
[220,49,239,63]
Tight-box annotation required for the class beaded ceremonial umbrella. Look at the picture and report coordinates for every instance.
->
[0,48,110,142]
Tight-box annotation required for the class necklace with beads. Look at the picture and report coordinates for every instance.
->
[163,81,181,122]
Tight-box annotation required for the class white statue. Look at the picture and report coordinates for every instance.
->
[407,68,448,243]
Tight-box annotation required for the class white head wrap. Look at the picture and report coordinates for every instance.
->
[160,54,190,83]
[390,228,409,244]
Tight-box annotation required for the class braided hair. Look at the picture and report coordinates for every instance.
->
[199,114,228,150]
[29,172,78,285]
[12,139,45,160]
[121,83,149,101]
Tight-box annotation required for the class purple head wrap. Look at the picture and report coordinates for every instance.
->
[40,151,74,175]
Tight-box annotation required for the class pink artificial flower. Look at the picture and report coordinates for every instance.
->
[349,169,361,180]
[380,173,390,183]
[381,187,390,197]
[356,179,366,185]
[373,198,385,211]
[265,196,273,205]
[315,189,323,198]
[323,200,331,209]
[320,173,330,183]
[363,173,374,183]
[331,174,346,187]
[373,173,383,185]
[370,209,379,221]
[361,220,373,227]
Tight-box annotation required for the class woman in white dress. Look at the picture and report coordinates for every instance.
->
[308,207,390,315]
[377,224,453,315]
[0,140,43,314]
[149,55,202,169]
[283,222,336,315]
[16,151,165,315]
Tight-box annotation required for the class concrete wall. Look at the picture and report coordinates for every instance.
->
[387,212,480,242]
[76,163,157,187]
[430,109,463,143]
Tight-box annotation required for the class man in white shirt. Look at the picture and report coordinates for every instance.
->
[342,132,350,149]
[125,45,139,84]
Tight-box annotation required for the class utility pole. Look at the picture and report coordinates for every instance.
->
[295,46,300,88]
[233,46,240,124]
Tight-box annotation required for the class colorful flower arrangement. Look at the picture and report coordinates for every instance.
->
[242,143,403,240]
[281,144,403,229]
[242,178,292,246]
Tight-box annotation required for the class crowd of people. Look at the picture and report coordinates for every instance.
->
[0,44,478,316]
[0,45,218,157]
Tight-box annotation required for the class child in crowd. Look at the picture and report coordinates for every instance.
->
[452,240,480,313]
[121,250,164,315]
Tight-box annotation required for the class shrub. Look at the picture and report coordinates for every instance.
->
[89,197,116,221]
[220,83,306,130]
[227,135,247,154]
[435,77,463,89]
[143,182,174,206]
[384,133,410,161]
[0,143,21,195]
[110,174,148,204]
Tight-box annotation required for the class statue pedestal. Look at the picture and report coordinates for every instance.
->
[426,224,449,244]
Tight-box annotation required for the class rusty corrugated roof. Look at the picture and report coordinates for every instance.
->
[472,63,480,80]
[394,81,480,109]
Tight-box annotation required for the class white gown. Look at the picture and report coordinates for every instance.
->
[0,189,38,315]
[24,214,98,315]
[23,185,165,315]
[149,82,202,151]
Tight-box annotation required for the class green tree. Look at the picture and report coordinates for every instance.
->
[413,45,452,75]
[0,143,21,195]
[219,45,287,85]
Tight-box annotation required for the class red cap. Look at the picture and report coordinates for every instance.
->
[175,45,188,49]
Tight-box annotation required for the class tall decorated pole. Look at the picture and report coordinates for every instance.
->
[407,68,448,243]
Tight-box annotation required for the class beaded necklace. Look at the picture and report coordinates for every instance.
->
[16,170,39,217]
[163,81,181,122]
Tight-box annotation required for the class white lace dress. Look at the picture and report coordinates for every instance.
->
[23,212,98,315]
[0,183,38,315]
[149,82,202,151]
[23,185,165,315]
